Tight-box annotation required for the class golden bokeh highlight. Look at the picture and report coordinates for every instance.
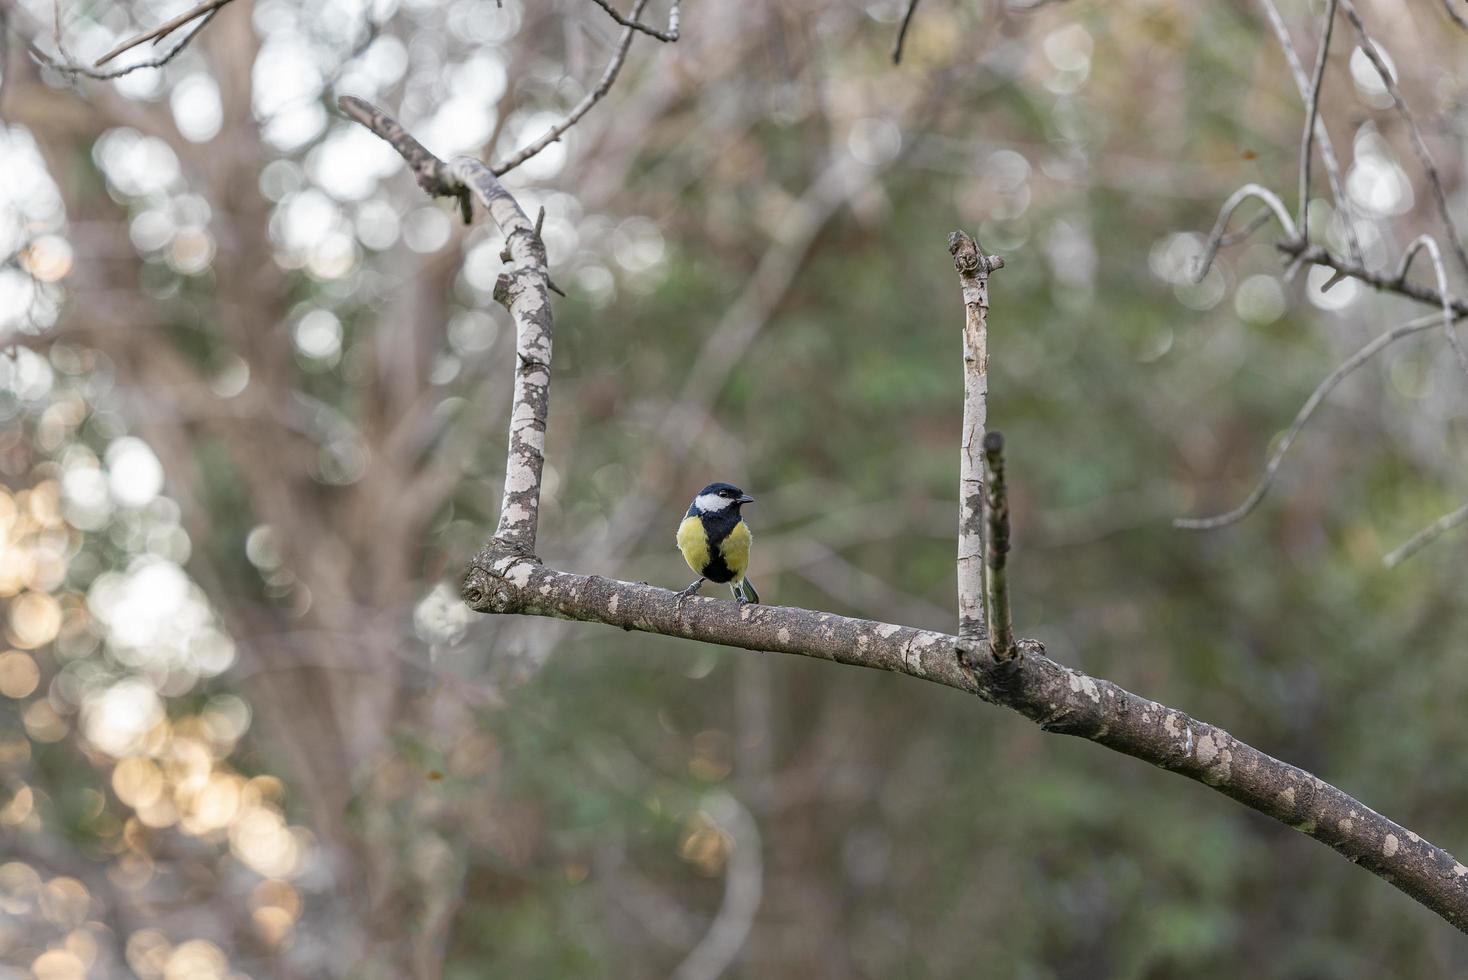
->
[31,949,86,980]
[0,649,40,698]
[163,938,229,980]
[7,590,62,649]
[1,784,34,827]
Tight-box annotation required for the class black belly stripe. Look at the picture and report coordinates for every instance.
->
[697,510,740,583]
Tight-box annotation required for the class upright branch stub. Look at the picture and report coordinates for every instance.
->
[982,431,1015,662]
[948,230,1003,646]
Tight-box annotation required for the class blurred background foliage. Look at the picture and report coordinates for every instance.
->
[2,0,1468,976]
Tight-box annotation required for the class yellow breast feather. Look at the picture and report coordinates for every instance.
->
[677,516,709,575]
[720,520,752,579]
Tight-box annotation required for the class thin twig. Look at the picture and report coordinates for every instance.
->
[1384,501,1468,567]
[982,431,1015,661]
[491,0,649,176]
[93,0,234,66]
[1341,0,1468,279]
[1279,241,1468,317]
[1257,0,1364,267]
[891,0,921,64]
[30,7,220,80]
[586,0,679,42]
[1297,0,1337,246]
[1193,183,1298,282]
[1394,234,1468,380]
[1175,310,1455,530]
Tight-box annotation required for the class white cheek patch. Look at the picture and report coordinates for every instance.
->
[695,493,733,512]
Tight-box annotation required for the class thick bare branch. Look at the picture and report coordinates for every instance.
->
[340,96,553,554]
[491,0,650,177]
[460,556,1468,933]
[949,230,1002,644]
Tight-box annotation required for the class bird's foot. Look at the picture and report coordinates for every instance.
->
[676,579,705,607]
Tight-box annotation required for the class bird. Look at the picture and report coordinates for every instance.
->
[676,482,760,605]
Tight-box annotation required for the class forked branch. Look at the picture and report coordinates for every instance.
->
[343,98,1468,936]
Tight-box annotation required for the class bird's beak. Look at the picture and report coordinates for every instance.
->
[737,494,755,505]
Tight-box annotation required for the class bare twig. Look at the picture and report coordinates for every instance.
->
[30,7,220,80]
[1279,242,1468,317]
[1385,501,1468,567]
[1175,310,1456,530]
[586,0,679,42]
[891,0,922,64]
[982,431,1014,662]
[949,229,1003,644]
[1443,0,1468,30]
[1257,0,1364,266]
[1297,0,1337,246]
[1193,183,1298,282]
[1394,234,1468,380]
[93,0,234,66]
[1341,0,1468,279]
[491,0,649,177]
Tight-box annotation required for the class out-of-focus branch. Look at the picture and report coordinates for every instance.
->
[1296,0,1336,246]
[587,0,679,42]
[1341,0,1468,280]
[1385,501,1468,568]
[670,793,762,980]
[93,0,234,65]
[949,229,1002,644]
[490,0,650,176]
[1256,0,1363,265]
[891,0,921,64]
[1175,310,1460,530]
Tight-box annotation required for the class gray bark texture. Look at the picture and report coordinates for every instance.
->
[342,96,1468,937]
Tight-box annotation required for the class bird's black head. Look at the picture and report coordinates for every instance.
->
[691,482,754,514]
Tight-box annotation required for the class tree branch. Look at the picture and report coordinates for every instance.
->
[490,0,650,177]
[586,0,679,42]
[92,0,234,66]
[981,431,1014,662]
[346,98,1468,937]
[460,556,1468,933]
[1175,309,1459,530]
[1385,501,1468,568]
[339,95,553,554]
[949,230,1002,644]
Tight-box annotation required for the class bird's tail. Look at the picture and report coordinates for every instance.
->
[738,577,760,604]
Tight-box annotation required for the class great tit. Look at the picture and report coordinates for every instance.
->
[676,482,760,605]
